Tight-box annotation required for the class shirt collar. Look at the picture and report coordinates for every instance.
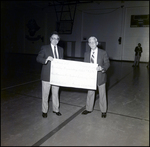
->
[51,43,57,49]
[91,47,98,53]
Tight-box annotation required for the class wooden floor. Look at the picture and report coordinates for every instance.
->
[1,60,149,146]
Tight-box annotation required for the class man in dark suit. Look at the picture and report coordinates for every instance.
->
[132,43,143,67]
[82,36,110,118]
[36,31,64,118]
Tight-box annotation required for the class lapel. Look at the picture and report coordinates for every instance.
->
[57,46,60,58]
[57,46,60,56]
[49,44,54,58]
[97,48,101,64]
[87,51,91,62]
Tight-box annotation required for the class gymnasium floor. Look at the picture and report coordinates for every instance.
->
[1,60,149,146]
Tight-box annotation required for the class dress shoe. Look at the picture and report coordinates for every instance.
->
[53,111,62,116]
[101,113,106,118]
[42,112,47,118]
[81,110,91,115]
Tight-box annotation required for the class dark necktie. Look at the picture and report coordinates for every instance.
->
[54,46,58,58]
[91,51,95,63]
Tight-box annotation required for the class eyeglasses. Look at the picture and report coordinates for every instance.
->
[52,37,59,41]
[88,42,96,44]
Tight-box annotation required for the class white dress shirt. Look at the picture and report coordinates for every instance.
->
[51,44,59,59]
[90,47,98,64]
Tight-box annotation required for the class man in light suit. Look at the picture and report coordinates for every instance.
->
[36,31,64,118]
[82,36,110,118]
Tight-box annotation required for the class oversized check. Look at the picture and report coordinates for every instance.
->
[50,59,98,90]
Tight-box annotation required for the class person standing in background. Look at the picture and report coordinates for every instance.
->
[132,43,143,67]
[36,31,64,118]
[81,36,110,118]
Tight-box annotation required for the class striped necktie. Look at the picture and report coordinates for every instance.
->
[91,51,95,63]
[54,46,58,58]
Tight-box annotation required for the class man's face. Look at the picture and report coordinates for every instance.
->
[88,38,97,50]
[50,34,60,46]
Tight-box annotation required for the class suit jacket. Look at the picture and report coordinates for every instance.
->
[135,46,142,56]
[84,48,110,86]
[36,44,64,82]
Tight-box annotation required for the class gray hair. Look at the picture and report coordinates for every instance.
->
[88,36,98,43]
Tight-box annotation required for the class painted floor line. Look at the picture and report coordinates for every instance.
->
[32,106,86,146]
[1,79,41,91]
